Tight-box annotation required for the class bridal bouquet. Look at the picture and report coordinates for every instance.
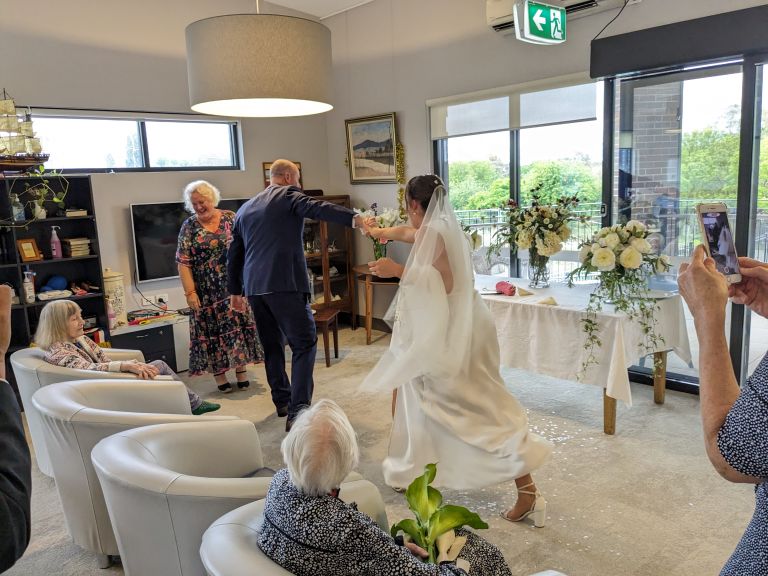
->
[391,463,487,565]
[489,193,584,287]
[566,220,671,377]
[355,202,403,259]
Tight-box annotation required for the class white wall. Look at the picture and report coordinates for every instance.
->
[0,0,332,310]
[324,0,768,317]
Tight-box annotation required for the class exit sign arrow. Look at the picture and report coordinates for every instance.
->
[513,0,567,45]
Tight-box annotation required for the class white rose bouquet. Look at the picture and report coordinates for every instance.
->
[355,202,403,259]
[566,220,671,377]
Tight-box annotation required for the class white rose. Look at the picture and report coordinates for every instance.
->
[591,242,601,252]
[655,254,671,273]
[604,233,621,249]
[591,247,616,271]
[578,244,592,264]
[625,220,647,234]
[630,237,652,254]
[619,246,643,269]
[598,227,611,237]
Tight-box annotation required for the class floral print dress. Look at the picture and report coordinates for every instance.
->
[176,210,262,375]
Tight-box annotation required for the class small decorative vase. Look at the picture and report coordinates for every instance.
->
[33,204,46,219]
[373,239,388,260]
[528,250,550,288]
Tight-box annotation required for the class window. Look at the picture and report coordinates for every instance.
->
[34,114,239,172]
[429,77,600,278]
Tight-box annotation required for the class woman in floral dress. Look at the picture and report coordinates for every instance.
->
[177,180,262,392]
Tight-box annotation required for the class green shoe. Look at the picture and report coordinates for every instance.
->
[192,400,221,415]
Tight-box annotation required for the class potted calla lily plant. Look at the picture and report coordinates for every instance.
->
[390,463,488,565]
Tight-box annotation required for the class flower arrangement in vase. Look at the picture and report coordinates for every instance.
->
[488,193,584,288]
[390,463,487,565]
[566,219,671,377]
[355,202,403,259]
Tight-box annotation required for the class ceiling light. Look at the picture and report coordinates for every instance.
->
[185,14,333,118]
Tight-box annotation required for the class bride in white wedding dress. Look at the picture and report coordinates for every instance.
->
[362,175,553,527]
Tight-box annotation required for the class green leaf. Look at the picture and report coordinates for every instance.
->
[426,505,489,543]
[404,464,442,525]
[390,518,427,549]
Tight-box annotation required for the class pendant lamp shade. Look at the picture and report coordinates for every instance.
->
[185,14,333,117]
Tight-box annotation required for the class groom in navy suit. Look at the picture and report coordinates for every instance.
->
[227,160,367,431]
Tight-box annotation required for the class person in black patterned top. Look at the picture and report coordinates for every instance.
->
[678,245,768,575]
[0,284,31,572]
[258,400,512,576]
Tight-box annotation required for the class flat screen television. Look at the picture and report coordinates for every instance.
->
[130,198,250,283]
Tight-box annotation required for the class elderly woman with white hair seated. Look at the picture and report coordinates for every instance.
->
[258,399,513,575]
[36,300,220,415]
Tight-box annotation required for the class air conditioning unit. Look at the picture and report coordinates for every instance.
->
[487,0,628,34]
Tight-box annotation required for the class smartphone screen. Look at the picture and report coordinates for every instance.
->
[700,210,740,276]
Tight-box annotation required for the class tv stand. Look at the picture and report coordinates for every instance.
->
[110,316,190,372]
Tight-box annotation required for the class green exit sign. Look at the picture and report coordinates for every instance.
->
[514,0,567,45]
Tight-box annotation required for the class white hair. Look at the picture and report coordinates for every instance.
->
[35,300,82,350]
[281,399,359,496]
[182,180,221,213]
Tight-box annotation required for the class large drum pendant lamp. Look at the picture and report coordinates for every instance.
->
[185,14,333,117]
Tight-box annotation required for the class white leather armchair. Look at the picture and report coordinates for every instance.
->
[199,480,389,576]
[10,346,145,477]
[31,378,238,568]
[92,420,273,576]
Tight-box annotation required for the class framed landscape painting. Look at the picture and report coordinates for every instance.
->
[263,161,302,188]
[345,113,397,184]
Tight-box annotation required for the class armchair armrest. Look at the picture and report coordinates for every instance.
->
[105,348,145,362]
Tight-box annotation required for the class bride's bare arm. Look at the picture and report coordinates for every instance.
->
[369,225,417,244]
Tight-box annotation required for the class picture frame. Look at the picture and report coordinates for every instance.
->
[345,113,397,184]
[263,161,303,188]
[17,238,43,262]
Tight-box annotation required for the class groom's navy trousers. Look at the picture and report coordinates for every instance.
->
[248,292,316,418]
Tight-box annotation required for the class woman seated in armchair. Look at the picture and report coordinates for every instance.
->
[258,399,512,575]
[35,300,220,415]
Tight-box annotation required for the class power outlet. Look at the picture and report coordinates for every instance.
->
[156,293,169,310]
[140,295,155,308]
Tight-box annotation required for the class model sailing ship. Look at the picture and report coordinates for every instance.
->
[0,89,49,172]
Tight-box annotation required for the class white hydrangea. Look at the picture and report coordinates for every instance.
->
[516,229,533,250]
[559,224,571,241]
[591,247,616,271]
[535,230,563,257]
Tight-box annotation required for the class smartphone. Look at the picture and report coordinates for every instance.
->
[696,202,741,284]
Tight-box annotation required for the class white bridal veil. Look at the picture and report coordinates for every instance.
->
[361,185,475,392]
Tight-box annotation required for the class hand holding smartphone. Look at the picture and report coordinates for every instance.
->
[696,202,741,284]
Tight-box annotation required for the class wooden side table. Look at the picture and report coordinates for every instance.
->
[352,264,400,345]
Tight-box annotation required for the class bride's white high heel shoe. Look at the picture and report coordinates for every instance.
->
[500,482,547,528]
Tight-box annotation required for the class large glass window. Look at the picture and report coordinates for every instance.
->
[615,66,743,381]
[34,115,239,172]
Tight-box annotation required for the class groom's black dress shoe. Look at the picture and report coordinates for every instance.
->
[285,417,295,433]
[276,404,289,418]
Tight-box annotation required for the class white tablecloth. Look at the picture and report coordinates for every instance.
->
[476,276,692,406]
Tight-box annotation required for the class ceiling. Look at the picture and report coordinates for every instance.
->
[270,0,375,19]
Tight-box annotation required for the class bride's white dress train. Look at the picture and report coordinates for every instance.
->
[362,188,552,490]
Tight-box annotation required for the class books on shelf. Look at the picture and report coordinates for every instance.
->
[63,237,91,257]
[65,208,88,217]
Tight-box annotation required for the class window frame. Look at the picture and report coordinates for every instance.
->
[28,109,242,173]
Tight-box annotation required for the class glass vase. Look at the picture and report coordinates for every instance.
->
[527,250,550,288]
[373,239,387,260]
